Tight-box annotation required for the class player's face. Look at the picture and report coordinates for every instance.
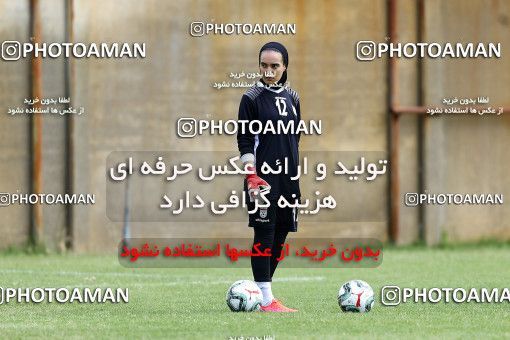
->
[259,50,286,85]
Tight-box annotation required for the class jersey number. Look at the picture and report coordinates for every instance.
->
[275,98,288,116]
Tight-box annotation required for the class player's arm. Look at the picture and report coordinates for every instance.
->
[237,94,256,164]
[295,99,301,145]
[289,88,301,144]
[236,95,270,200]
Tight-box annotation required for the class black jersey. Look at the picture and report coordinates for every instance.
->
[237,81,301,200]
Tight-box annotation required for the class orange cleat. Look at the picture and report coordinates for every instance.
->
[260,299,298,312]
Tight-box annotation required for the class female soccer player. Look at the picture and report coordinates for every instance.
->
[237,42,301,312]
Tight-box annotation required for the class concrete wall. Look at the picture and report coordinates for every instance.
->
[0,1,31,248]
[0,0,68,250]
[69,0,390,253]
[394,0,421,244]
[423,0,510,244]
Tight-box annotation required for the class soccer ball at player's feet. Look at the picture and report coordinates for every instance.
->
[338,280,375,313]
[226,280,263,312]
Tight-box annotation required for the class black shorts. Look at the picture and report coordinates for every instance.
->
[247,199,298,232]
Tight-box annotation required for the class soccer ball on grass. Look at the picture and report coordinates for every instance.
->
[337,279,374,313]
[226,280,263,312]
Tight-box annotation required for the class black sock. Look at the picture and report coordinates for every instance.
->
[251,227,275,282]
[270,229,288,279]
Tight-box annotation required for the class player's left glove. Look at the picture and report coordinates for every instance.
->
[245,164,270,202]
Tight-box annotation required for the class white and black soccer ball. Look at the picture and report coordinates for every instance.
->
[226,280,263,312]
[338,279,375,313]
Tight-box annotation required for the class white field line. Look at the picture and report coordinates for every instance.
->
[62,277,326,289]
[0,268,325,287]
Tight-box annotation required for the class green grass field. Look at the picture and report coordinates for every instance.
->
[1,244,509,339]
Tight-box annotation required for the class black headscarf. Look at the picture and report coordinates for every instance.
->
[259,42,288,86]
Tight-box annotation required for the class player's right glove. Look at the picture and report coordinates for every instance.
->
[245,164,270,202]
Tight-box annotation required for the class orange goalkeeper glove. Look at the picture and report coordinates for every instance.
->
[245,165,270,201]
